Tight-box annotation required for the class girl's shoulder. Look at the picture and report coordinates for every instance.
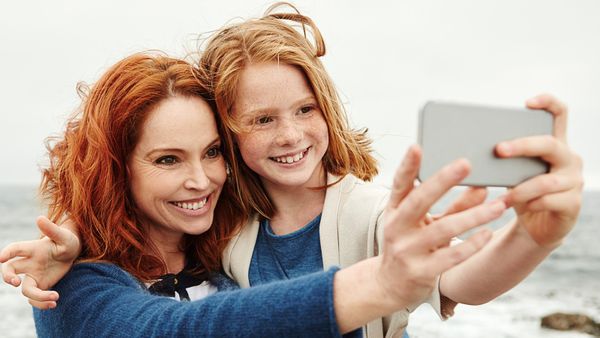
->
[209,272,240,291]
[329,174,390,203]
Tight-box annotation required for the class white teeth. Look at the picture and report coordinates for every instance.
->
[174,198,207,210]
[273,150,305,164]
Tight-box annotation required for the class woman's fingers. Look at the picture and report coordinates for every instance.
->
[395,158,471,227]
[388,145,421,210]
[422,200,506,250]
[441,187,488,217]
[21,275,59,304]
[424,228,493,276]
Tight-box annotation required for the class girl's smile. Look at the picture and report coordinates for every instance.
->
[270,147,310,165]
[232,62,329,190]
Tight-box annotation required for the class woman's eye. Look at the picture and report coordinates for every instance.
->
[206,146,222,159]
[155,156,178,165]
[299,105,314,114]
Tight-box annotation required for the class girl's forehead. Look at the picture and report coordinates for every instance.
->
[234,63,315,105]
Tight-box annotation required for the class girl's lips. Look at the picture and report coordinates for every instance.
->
[270,147,310,164]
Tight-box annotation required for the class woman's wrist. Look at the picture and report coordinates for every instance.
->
[333,257,399,333]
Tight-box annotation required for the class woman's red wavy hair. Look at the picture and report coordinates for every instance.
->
[40,52,245,281]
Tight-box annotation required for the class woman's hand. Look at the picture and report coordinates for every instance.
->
[0,216,81,309]
[374,145,506,308]
[334,146,506,333]
[496,94,583,248]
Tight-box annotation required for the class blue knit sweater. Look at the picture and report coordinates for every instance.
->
[34,262,360,338]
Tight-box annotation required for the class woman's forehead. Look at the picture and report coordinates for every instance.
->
[138,96,218,147]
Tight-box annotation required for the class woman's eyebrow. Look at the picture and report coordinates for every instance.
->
[202,137,222,151]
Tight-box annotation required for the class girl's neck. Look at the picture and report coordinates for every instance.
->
[263,166,327,236]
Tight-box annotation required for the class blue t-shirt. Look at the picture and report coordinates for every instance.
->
[249,214,323,286]
[248,214,411,338]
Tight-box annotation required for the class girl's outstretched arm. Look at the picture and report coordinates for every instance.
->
[439,94,583,305]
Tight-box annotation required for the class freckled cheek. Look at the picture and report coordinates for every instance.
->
[235,134,269,163]
[310,118,330,149]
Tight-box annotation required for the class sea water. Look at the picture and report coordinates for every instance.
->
[0,186,598,338]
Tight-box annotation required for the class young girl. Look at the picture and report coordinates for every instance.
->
[198,2,583,337]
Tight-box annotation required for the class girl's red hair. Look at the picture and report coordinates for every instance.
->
[41,53,245,281]
[200,3,378,219]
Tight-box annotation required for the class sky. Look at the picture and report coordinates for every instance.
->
[1,0,599,189]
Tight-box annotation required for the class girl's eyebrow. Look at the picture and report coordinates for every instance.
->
[239,95,317,118]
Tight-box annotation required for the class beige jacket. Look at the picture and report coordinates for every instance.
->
[222,174,443,338]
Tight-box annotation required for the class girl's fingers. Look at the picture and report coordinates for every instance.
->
[505,173,579,206]
[422,199,506,250]
[442,187,488,217]
[395,158,471,227]
[525,189,582,214]
[1,260,21,286]
[36,216,64,244]
[422,228,493,277]
[0,241,35,262]
[21,276,59,304]
[1,257,32,283]
[495,135,570,167]
[526,94,568,142]
[388,145,421,210]
[29,299,57,310]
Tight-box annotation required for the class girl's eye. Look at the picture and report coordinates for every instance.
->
[255,115,273,125]
[155,155,178,165]
[206,146,222,159]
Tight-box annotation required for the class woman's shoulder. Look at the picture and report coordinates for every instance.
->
[60,261,144,290]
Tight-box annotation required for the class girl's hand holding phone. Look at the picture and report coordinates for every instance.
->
[497,94,583,248]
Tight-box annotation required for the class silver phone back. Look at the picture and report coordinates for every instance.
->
[418,101,554,187]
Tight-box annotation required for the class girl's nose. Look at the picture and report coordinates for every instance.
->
[275,119,302,146]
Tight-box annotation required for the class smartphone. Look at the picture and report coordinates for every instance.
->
[418,101,554,187]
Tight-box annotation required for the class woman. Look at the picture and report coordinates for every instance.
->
[1,51,501,337]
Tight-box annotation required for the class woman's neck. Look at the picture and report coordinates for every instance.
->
[146,225,186,274]
[263,166,327,236]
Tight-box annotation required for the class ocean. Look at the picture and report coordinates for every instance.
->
[0,185,598,338]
